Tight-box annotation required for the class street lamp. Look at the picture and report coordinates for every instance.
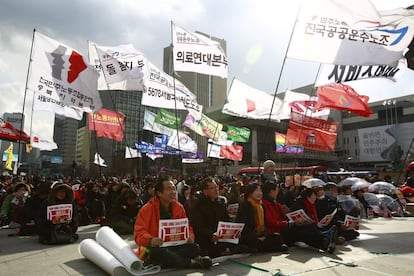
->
[393,100,398,125]
[382,100,389,125]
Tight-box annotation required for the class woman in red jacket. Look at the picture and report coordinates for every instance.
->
[262,181,293,239]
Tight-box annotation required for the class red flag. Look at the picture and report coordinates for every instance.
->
[316,83,373,117]
[286,112,338,152]
[220,145,243,161]
[88,108,125,141]
[0,118,30,143]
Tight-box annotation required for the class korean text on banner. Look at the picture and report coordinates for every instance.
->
[28,31,101,113]
[287,0,414,65]
[141,60,202,113]
[88,108,125,141]
[172,22,228,78]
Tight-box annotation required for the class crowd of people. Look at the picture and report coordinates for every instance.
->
[1,159,412,271]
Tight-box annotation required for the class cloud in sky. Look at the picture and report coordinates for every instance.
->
[0,0,413,139]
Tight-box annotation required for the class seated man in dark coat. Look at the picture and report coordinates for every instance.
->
[190,177,245,257]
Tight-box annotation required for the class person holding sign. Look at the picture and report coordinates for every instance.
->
[35,182,79,244]
[288,188,337,253]
[134,175,212,269]
[315,183,339,230]
[261,181,291,252]
[190,177,247,257]
[236,183,284,253]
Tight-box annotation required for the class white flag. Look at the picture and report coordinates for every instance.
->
[33,92,83,120]
[146,153,163,160]
[279,90,330,120]
[13,161,21,175]
[287,0,414,65]
[94,153,107,167]
[167,131,198,153]
[207,143,223,159]
[141,60,202,113]
[172,22,228,78]
[27,31,102,113]
[208,131,232,146]
[315,58,408,87]
[88,41,144,91]
[125,147,141,159]
[94,43,145,84]
[222,78,282,122]
[32,133,58,151]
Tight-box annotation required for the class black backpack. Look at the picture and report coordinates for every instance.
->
[50,224,73,244]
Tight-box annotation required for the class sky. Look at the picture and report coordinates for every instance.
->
[1,0,414,140]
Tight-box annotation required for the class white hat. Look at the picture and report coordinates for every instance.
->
[263,160,276,170]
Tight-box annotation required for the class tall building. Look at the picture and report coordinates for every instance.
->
[76,90,158,176]
[163,31,227,154]
[339,94,414,174]
[52,115,78,174]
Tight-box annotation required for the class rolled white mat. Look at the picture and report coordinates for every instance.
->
[96,226,143,272]
[79,238,130,276]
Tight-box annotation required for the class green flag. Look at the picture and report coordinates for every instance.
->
[155,109,181,129]
[227,125,250,143]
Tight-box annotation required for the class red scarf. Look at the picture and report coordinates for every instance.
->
[303,198,318,223]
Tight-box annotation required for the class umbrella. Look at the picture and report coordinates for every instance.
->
[351,179,372,192]
[376,194,403,216]
[337,195,360,215]
[368,181,396,195]
[338,177,369,187]
[302,178,326,188]
[363,192,384,216]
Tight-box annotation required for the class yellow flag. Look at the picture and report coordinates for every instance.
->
[26,143,32,153]
[4,142,13,171]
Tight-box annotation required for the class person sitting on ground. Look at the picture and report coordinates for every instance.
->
[236,182,286,253]
[84,181,106,224]
[336,194,360,242]
[261,181,290,252]
[178,184,191,216]
[315,184,338,231]
[35,182,79,244]
[288,188,337,253]
[400,177,414,203]
[315,183,351,244]
[134,175,212,269]
[190,177,246,258]
[0,182,30,229]
[19,181,51,236]
[108,189,142,235]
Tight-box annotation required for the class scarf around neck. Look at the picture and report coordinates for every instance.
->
[303,197,318,223]
[247,197,265,235]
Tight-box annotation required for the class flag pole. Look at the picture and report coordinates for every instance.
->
[93,44,130,177]
[137,105,143,182]
[17,29,36,175]
[91,114,103,178]
[88,42,104,179]
[259,17,300,175]
[171,21,184,178]
[26,92,37,179]
[292,64,323,168]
